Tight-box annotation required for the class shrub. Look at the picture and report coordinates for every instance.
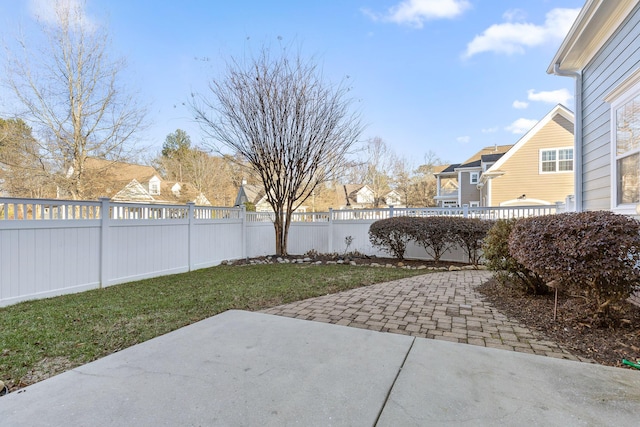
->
[483,219,547,294]
[407,216,456,264]
[509,211,640,317]
[449,217,494,267]
[369,216,415,260]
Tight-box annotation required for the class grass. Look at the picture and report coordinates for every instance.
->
[0,263,427,391]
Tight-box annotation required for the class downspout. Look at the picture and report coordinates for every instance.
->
[552,63,583,212]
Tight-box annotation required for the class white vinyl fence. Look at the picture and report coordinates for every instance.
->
[0,197,563,306]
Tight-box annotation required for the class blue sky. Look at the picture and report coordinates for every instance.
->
[0,0,585,166]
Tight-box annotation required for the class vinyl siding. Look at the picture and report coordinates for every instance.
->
[459,171,481,205]
[581,3,640,211]
[490,116,574,206]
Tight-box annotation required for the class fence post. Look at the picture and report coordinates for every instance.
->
[463,204,469,218]
[389,205,394,218]
[241,205,247,259]
[187,202,195,271]
[328,208,334,253]
[99,198,110,288]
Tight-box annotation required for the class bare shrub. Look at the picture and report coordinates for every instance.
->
[449,217,494,267]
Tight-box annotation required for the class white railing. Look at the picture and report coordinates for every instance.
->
[0,198,102,220]
[0,197,566,307]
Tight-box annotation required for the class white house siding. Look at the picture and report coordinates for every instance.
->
[580,4,640,211]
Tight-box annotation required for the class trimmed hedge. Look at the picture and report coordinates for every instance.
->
[369,216,492,265]
[482,219,547,294]
[509,211,640,316]
[408,216,457,263]
[368,216,415,260]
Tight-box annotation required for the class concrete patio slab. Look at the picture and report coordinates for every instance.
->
[2,310,639,426]
[377,338,640,426]
[0,310,413,426]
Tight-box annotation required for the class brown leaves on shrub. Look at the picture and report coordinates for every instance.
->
[509,211,640,318]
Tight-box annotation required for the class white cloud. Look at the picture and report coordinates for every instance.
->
[457,136,470,143]
[463,7,579,58]
[527,88,572,106]
[512,100,529,109]
[502,9,527,22]
[505,118,538,134]
[29,0,96,30]
[481,127,499,133]
[363,0,471,28]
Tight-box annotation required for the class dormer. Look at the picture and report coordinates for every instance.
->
[171,182,181,196]
[148,176,161,195]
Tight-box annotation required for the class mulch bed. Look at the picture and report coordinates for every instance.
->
[477,278,640,368]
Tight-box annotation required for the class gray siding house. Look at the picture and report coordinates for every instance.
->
[549,0,640,214]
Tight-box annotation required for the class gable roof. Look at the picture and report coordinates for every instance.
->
[235,184,266,206]
[484,104,574,176]
[434,163,460,176]
[112,179,156,202]
[82,157,209,205]
[457,145,513,169]
[84,158,159,184]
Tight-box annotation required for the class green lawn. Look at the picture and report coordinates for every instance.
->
[0,263,427,391]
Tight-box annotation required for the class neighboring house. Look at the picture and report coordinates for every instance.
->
[335,184,406,209]
[234,181,308,212]
[549,0,640,214]
[433,164,461,207]
[434,145,513,207]
[78,158,211,205]
[479,104,575,207]
[234,182,271,212]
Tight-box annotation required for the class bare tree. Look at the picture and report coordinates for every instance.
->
[192,46,363,255]
[392,155,414,207]
[3,0,146,199]
[346,137,396,207]
[0,118,53,197]
[409,150,442,207]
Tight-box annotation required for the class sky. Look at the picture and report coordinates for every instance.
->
[0,0,586,166]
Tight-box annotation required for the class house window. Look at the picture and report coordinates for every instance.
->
[442,201,458,208]
[612,91,640,206]
[149,181,160,195]
[540,148,573,173]
[469,172,479,184]
[469,201,480,207]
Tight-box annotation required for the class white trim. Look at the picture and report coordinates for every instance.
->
[608,76,640,211]
[539,147,574,174]
[469,201,480,207]
[469,172,479,185]
[548,1,639,73]
[604,67,640,102]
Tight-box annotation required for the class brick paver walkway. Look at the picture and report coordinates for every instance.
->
[262,270,590,362]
